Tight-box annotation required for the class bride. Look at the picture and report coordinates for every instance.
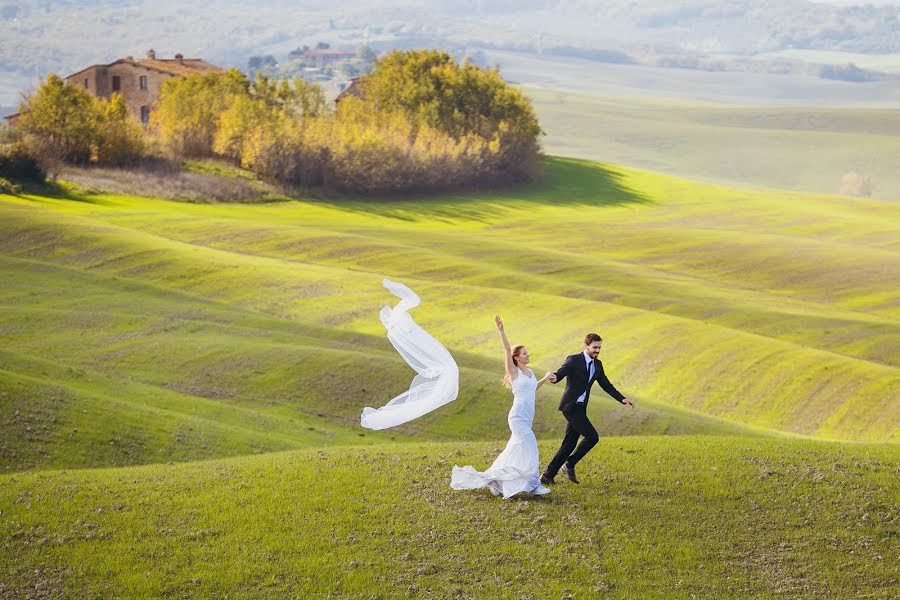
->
[451,316,552,499]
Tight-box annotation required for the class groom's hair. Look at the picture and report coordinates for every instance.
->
[584,333,602,346]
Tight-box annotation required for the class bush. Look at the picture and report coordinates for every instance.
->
[0,176,22,194]
[839,171,873,197]
[0,142,46,184]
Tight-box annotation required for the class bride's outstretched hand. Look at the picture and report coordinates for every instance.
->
[494,315,504,331]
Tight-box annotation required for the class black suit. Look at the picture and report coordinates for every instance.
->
[545,352,626,478]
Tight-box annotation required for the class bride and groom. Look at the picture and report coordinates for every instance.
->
[451,316,635,499]
[359,279,634,500]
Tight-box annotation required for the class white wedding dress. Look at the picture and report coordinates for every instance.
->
[451,369,551,499]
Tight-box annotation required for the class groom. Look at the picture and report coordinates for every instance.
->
[541,333,634,485]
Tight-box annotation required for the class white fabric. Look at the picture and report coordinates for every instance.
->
[576,351,594,404]
[360,279,459,430]
[450,369,551,499]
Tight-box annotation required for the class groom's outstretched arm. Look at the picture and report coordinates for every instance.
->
[551,355,575,383]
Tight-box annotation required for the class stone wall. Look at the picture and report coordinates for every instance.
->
[66,62,175,124]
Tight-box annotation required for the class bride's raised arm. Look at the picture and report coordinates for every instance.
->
[495,315,516,382]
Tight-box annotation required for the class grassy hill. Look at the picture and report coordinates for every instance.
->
[1,157,898,598]
[1,157,898,475]
[1,437,897,598]
[526,86,900,201]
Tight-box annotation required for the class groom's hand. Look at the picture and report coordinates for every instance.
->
[547,372,557,383]
[622,398,634,408]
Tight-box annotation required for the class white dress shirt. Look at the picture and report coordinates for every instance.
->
[575,351,595,404]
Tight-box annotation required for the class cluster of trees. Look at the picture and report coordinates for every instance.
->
[152,50,542,194]
[13,73,143,177]
[10,50,541,195]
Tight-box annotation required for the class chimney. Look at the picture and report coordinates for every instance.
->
[147,49,156,60]
[175,53,184,65]
[126,55,133,61]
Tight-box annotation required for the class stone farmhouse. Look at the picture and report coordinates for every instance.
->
[5,50,223,127]
[290,47,355,67]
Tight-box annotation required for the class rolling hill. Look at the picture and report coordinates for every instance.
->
[1,156,898,597]
[1,157,897,470]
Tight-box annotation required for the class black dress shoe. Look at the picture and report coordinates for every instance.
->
[561,463,579,484]
[540,473,555,486]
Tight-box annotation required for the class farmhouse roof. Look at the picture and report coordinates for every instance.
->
[65,51,225,80]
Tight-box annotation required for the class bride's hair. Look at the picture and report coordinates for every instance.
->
[502,345,526,389]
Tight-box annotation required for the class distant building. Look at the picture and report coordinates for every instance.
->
[5,49,224,127]
[295,48,355,67]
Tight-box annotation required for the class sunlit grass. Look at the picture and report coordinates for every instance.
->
[1,437,896,598]
[1,157,897,463]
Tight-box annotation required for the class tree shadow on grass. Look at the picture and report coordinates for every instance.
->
[19,179,118,206]
[315,156,654,223]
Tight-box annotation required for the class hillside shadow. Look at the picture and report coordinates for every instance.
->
[315,156,654,222]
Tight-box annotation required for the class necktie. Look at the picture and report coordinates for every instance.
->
[587,359,594,382]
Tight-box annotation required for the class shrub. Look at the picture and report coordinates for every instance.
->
[0,176,22,194]
[839,171,873,197]
[0,142,46,184]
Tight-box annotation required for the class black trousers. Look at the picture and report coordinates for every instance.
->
[545,407,599,477]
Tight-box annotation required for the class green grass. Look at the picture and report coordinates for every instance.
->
[1,156,899,597]
[1,157,898,473]
[526,87,900,201]
[1,437,897,598]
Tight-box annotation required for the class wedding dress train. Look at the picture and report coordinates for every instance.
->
[360,279,459,430]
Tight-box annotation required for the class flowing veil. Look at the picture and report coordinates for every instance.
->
[360,279,459,430]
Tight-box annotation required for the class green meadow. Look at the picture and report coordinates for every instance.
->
[1,156,898,596]
[2,438,897,598]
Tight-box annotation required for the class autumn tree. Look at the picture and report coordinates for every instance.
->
[152,69,248,157]
[95,94,144,165]
[16,75,146,173]
[17,73,98,164]
[358,49,543,183]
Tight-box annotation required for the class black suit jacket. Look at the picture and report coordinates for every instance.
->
[553,352,625,412]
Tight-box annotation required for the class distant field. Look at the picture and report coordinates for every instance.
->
[755,50,900,74]
[1,437,897,598]
[1,157,897,475]
[528,87,900,201]
[490,50,900,107]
